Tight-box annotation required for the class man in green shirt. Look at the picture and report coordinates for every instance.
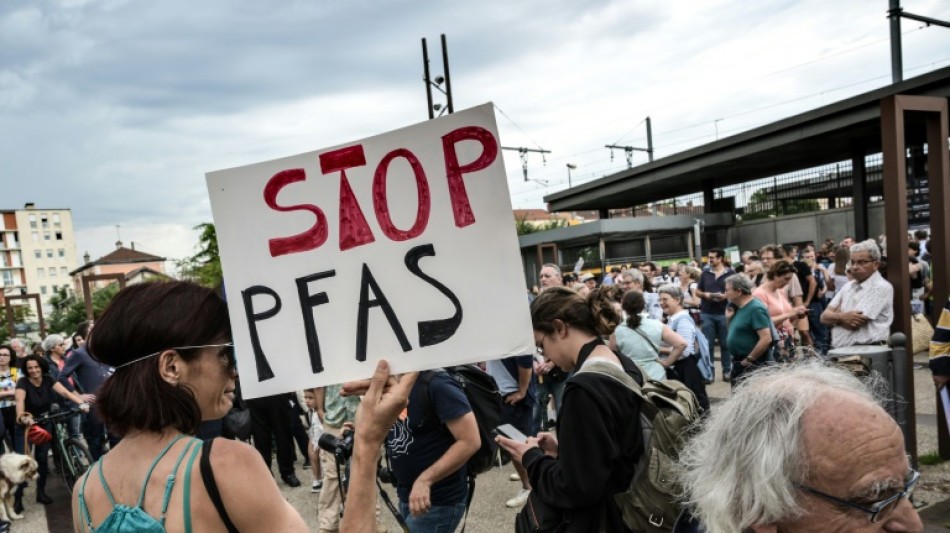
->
[724,274,773,385]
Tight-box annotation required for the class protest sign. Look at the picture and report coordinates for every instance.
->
[207,103,534,398]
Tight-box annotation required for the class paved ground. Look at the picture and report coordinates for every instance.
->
[13,351,950,531]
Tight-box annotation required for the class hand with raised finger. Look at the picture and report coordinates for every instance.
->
[353,360,418,450]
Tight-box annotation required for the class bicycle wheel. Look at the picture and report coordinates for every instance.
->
[61,438,93,492]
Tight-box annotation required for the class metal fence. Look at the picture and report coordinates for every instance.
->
[606,153,897,221]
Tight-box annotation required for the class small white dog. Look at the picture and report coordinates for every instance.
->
[0,453,38,520]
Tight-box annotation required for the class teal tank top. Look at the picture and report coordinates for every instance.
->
[77,434,204,533]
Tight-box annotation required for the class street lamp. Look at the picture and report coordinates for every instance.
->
[566,163,577,188]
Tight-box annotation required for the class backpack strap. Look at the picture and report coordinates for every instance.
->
[135,433,188,508]
[159,438,199,527]
[575,360,655,487]
[182,439,204,533]
[417,368,448,428]
[200,438,240,533]
[631,325,660,354]
[77,460,97,532]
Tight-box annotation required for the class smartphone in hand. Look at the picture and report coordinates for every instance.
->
[493,423,529,444]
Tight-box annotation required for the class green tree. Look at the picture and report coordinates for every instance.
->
[515,215,568,235]
[46,283,121,335]
[179,222,223,288]
[742,188,819,221]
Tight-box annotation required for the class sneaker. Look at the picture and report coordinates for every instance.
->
[509,472,521,481]
[506,488,530,508]
[311,480,323,493]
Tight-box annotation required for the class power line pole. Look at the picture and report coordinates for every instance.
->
[888,0,950,84]
[606,116,654,168]
[501,146,551,181]
[421,34,455,119]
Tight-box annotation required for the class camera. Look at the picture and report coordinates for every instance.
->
[377,462,398,487]
[318,428,354,462]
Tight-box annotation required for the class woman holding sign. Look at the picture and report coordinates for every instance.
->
[71,281,307,532]
[496,286,642,532]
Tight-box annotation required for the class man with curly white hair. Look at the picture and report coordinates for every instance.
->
[675,364,922,532]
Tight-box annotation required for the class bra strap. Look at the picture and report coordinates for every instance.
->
[136,433,188,507]
[182,440,204,533]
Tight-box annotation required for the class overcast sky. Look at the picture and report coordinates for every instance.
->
[2,0,948,266]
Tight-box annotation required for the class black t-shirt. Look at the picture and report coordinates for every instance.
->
[386,372,473,506]
[793,261,813,300]
[16,375,56,415]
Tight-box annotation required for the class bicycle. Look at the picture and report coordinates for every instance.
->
[31,404,93,493]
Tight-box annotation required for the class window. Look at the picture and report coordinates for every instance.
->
[46,249,53,258]
[43,232,50,241]
[60,267,67,276]
[31,232,38,242]
[29,215,36,228]
[58,249,64,258]
[53,213,61,226]
[49,267,56,277]
[37,268,45,278]
[34,250,41,259]
[41,216,48,229]
[40,286,47,295]
[1,271,12,286]
[55,232,62,241]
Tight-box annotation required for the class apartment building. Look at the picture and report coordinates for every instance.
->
[0,203,80,314]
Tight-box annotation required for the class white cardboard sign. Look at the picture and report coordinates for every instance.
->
[207,103,534,398]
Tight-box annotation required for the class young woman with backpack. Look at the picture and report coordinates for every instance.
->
[495,286,643,533]
[72,281,308,533]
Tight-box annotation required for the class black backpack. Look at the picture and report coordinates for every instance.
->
[419,365,502,475]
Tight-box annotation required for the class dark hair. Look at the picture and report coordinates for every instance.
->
[767,260,797,280]
[914,229,928,240]
[76,321,92,339]
[90,281,231,437]
[734,264,745,274]
[621,290,646,330]
[20,354,50,375]
[908,241,920,253]
[0,345,15,368]
[530,286,619,338]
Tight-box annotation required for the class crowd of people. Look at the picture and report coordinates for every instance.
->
[540,234,912,380]
[0,229,934,532]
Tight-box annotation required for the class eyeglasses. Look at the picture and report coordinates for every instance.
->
[796,468,919,523]
[116,342,235,369]
[535,335,548,357]
[852,259,877,266]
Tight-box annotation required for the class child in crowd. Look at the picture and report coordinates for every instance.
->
[303,388,324,493]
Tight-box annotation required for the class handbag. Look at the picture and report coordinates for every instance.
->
[515,492,569,533]
[911,313,934,355]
